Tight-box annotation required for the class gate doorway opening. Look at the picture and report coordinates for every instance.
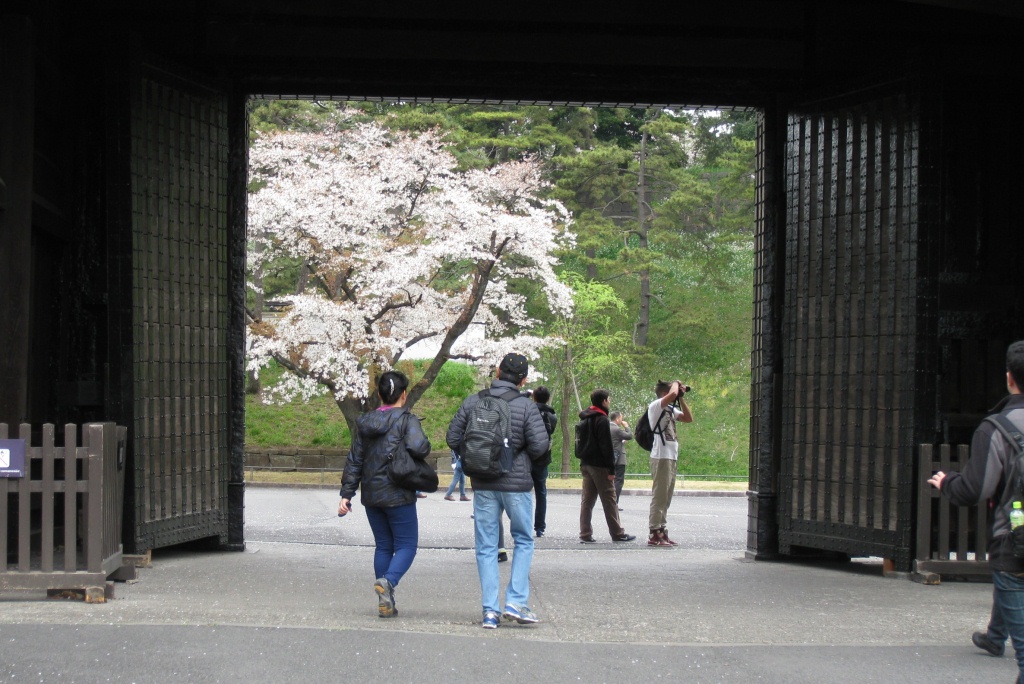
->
[240,98,759,544]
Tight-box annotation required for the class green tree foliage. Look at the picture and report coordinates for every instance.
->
[540,274,637,472]
[244,100,757,478]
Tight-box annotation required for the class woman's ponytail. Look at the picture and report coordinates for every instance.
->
[377,370,409,405]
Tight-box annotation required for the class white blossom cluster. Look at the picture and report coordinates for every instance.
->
[247,119,574,403]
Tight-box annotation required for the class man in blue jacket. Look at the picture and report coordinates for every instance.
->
[447,353,550,629]
[929,340,1024,683]
[576,389,636,544]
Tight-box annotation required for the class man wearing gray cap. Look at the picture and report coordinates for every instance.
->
[447,353,550,629]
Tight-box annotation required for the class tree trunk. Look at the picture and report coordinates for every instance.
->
[559,364,574,478]
[585,247,598,281]
[636,128,651,347]
[247,247,265,395]
[295,259,310,294]
[337,394,366,443]
[406,255,503,407]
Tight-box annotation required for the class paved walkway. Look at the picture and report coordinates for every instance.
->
[0,487,1015,683]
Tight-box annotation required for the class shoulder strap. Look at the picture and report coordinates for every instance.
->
[986,414,1024,457]
[987,414,1024,502]
[651,405,670,445]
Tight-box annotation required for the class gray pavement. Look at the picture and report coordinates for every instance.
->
[1,487,1017,683]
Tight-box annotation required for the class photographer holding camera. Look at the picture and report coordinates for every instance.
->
[647,380,694,547]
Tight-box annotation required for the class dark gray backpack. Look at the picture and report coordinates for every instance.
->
[459,388,521,480]
[988,413,1024,558]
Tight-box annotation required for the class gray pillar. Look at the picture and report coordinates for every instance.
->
[746,99,786,560]
[226,86,248,551]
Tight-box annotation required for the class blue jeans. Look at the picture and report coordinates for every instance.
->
[473,489,535,614]
[531,462,548,533]
[989,571,1024,680]
[364,502,418,588]
[446,457,466,497]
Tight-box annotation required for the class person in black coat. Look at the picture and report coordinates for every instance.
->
[576,389,636,544]
[446,353,549,628]
[531,385,558,537]
[339,370,431,618]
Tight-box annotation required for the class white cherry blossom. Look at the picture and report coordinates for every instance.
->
[247,119,574,412]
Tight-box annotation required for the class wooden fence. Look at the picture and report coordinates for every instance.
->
[1,423,126,595]
[915,443,991,583]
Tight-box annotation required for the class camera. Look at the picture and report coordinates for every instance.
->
[675,381,691,394]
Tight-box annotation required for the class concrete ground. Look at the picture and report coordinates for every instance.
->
[0,486,1016,683]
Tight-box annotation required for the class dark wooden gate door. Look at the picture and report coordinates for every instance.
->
[776,83,926,569]
[126,57,232,552]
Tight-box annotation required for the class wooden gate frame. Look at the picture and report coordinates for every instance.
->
[915,443,991,583]
[1,423,126,595]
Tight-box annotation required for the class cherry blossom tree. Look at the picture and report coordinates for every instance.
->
[247,114,574,432]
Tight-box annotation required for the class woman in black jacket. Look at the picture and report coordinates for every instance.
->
[338,371,431,618]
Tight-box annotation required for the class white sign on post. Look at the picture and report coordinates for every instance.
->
[0,439,26,477]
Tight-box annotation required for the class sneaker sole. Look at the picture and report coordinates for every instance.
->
[502,610,539,625]
[972,633,1004,657]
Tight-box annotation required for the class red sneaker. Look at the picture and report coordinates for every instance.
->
[660,528,679,546]
[648,530,671,547]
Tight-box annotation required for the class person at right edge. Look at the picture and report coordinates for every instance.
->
[648,380,693,547]
[929,340,1024,683]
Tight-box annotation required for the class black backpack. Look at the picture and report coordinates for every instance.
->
[635,406,669,452]
[537,407,557,467]
[459,388,522,480]
[988,413,1024,558]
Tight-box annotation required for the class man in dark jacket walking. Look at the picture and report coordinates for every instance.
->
[531,386,557,538]
[447,353,550,629]
[576,389,636,544]
[929,340,1024,682]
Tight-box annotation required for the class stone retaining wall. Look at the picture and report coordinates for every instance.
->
[244,447,453,472]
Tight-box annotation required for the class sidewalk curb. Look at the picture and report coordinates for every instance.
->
[244,481,747,497]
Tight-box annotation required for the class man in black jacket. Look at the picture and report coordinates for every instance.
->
[446,353,550,629]
[929,340,1024,682]
[576,389,636,544]
[531,386,557,538]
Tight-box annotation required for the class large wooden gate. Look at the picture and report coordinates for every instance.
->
[124,59,233,552]
[776,85,929,569]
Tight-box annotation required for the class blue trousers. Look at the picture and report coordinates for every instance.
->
[988,571,1024,681]
[364,502,418,587]
[473,489,535,614]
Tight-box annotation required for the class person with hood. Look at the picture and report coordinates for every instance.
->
[338,370,431,618]
[575,389,636,544]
